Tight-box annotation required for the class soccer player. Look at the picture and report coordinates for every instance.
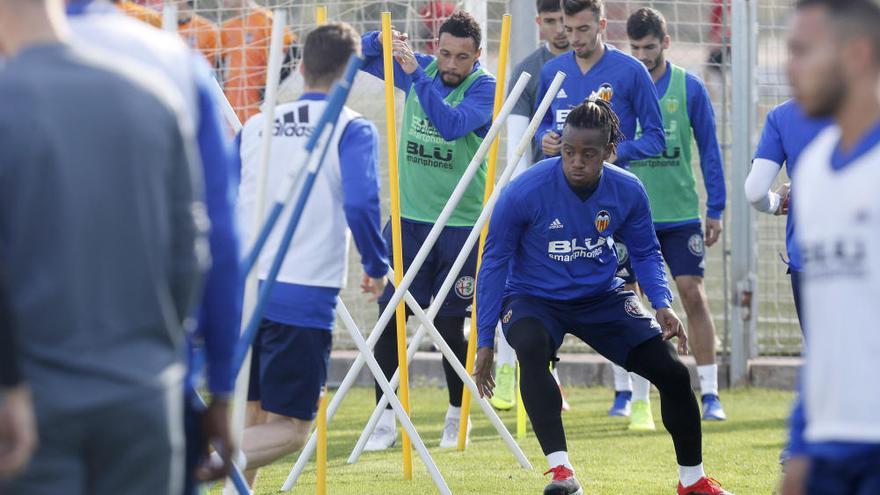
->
[619,7,728,429]
[535,0,664,167]
[67,2,242,491]
[220,0,296,123]
[474,98,730,495]
[745,99,830,327]
[0,268,36,480]
[782,1,880,494]
[491,0,572,413]
[177,0,221,69]
[235,22,388,487]
[0,0,208,493]
[357,11,496,450]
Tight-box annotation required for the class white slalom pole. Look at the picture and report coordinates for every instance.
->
[224,10,286,495]
[350,270,532,468]
[337,301,452,495]
[279,72,531,492]
[212,78,243,132]
[161,3,177,32]
[348,71,567,465]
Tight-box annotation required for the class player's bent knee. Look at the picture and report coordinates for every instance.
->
[676,277,707,307]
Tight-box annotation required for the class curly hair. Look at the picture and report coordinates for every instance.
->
[438,11,482,50]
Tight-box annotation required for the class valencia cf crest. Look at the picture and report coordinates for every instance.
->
[595,210,611,233]
[666,96,680,114]
[598,83,614,102]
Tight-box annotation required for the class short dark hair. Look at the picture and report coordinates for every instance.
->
[536,0,561,14]
[438,11,482,50]
[302,23,360,87]
[564,97,624,151]
[561,0,604,18]
[627,7,667,41]
[796,0,880,57]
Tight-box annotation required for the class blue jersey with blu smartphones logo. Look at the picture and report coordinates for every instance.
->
[535,45,665,167]
[475,158,673,348]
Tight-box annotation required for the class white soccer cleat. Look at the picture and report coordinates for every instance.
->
[439,415,471,448]
[364,423,397,452]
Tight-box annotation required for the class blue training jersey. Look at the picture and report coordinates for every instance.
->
[753,99,831,271]
[535,45,665,167]
[475,159,672,348]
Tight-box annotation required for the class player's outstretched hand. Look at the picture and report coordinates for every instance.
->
[473,347,496,399]
[391,40,418,74]
[195,397,233,482]
[541,131,562,157]
[705,218,723,247]
[656,307,688,355]
[378,29,408,45]
[361,274,386,302]
[0,385,37,479]
[774,183,791,216]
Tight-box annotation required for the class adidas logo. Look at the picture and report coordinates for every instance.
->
[549,218,564,230]
[556,88,568,99]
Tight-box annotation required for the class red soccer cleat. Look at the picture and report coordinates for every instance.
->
[543,465,584,495]
[677,477,734,495]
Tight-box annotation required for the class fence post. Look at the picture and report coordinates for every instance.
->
[730,0,759,386]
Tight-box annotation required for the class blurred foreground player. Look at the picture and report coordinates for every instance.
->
[782,1,880,494]
[0,0,209,493]
[235,22,388,488]
[67,1,242,491]
[474,97,731,495]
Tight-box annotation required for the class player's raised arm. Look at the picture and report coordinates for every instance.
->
[359,30,432,92]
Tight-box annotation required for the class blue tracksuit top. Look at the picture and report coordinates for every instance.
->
[535,45,665,167]
[753,99,831,271]
[476,158,673,348]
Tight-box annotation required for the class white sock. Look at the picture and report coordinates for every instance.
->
[446,404,462,420]
[679,463,705,487]
[697,364,718,397]
[612,364,632,392]
[380,408,395,429]
[546,451,573,470]
[496,330,517,367]
[631,373,651,402]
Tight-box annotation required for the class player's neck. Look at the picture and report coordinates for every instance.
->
[650,58,668,83]
[545,41,569,57]
[303,84,331,95]
[836,76,880,152]
[574,42,604,72]
[2,7,66,57]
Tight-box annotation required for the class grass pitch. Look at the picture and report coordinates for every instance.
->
[212,386,793,494]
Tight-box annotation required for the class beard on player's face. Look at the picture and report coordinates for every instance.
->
[440,71,465,86]
[802,75,847,118]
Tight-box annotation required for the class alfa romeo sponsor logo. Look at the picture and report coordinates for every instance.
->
[455,276,475,299]
[624,296,646,318]
[688,234,705,256]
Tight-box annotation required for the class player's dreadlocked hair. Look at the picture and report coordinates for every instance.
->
[564,97,625,151]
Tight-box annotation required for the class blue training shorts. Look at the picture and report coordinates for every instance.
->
[247,320,332,420]
[499,288,662,367]
[377,218,478,318]
[807,449,880,495]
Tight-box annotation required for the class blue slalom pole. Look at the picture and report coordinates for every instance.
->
[233,54,363,372]
[239,55,362,280]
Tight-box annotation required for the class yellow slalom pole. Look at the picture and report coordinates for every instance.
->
[381,11,413,479]
[316,387,328,495]
[516,366,526,440]
[315,5,326,25]
[458,13,512,451]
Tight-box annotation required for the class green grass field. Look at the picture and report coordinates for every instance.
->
[213,386,793,495]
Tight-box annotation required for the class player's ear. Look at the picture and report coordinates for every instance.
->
[598,17,608,34]
[603,143,615,160]
[474,46,482,60]
[535,15,541,26]
[662,35,671,50]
